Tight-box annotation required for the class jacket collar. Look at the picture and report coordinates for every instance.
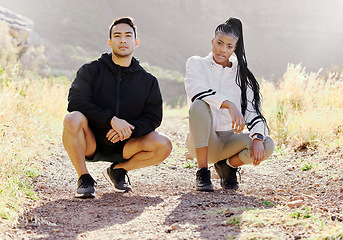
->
[205,52,238,70]
[99,53,144,73]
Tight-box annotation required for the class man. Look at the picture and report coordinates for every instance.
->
[62,17,172,198]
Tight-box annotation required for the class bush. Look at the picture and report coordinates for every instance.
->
[261,63,343,152]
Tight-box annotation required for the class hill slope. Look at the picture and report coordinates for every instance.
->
[0,0,342,79]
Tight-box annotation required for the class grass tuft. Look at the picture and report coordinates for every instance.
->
[261,63,343,154]
[0,27,69,224]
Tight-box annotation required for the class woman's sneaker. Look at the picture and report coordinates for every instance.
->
[75,174,96,198]
[214,160,240,190]
[196,167,214,191]
[102,167,132,193]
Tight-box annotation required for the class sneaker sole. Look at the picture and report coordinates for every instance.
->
[196,186,214,192]
[102,169,131,193]
[75,192,95,198]
[222,183,239,190]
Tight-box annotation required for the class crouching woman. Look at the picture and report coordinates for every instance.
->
[184,17,274,191]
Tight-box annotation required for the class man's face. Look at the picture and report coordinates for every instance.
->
[108,23,139,58]
[211,32,237,67]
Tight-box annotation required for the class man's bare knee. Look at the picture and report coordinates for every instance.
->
[63,111,87,133]
[149,133,172,163]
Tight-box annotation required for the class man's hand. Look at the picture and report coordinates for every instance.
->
[108,116,135,142]
[251,140,265,166]
[106,129,121,143]
[221,100,245,134]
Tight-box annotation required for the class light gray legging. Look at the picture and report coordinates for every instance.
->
[186,100,275,165]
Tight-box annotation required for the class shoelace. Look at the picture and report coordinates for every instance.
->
[111,163,131,185]
[236,167,242,183]
[80,176,97,187]
[124,171,131,186]
[114,169,131,186]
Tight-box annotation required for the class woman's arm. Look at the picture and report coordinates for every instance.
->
[184,57,227,110]
[244,86,268,138]
[220,100,245,133]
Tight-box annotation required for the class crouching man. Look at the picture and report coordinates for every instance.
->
[62,17,172,198]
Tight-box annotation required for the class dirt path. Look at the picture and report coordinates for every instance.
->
[2,115,343,239]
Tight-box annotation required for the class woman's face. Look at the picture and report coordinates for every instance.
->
[211,32,238,67]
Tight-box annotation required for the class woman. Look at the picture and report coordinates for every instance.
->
[184,17,274,191]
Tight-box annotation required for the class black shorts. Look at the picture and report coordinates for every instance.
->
[85,139,129,163]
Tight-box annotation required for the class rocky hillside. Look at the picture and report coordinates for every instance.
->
[0,0,342,80]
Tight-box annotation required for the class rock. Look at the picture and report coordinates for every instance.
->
[286,200,304,208]
[185,152,193,160]
[287,165,295,171]
[331,216,343,222]
[224,208,234,217]
[171,223,181,231]
[290,196,303,201]
[0,6,34,54]
[221,221,228,226]
[212,171,220,179]
[319,207,329,212]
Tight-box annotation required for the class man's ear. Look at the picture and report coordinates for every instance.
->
[135,38,140,48]
[107,39,111,47]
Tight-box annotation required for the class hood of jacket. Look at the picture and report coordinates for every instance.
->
[98,53,144,74]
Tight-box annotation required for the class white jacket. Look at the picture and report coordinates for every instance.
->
[184,53,268,138]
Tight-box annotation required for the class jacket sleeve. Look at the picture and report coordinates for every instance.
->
[244,86,268,138]
[67,62,114,128]
[130,77,163,138]
[184,56,227,109]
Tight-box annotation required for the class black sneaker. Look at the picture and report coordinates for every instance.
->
[196,167,214,192]
[214,160,240,190]
[102,166,132,193]
[75,174,96,198]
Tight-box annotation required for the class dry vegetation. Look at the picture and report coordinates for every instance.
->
[261,63,343,153]
[0,21,343,239]
[0,21,69,224]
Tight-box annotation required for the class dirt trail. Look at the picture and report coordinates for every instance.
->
[1,115,343,240]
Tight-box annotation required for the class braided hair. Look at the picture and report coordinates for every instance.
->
[215,18,268,129]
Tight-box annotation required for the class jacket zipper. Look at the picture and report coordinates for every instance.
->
[115,68,121,116]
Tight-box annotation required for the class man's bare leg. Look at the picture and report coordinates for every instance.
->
[102,131,171,192]
[114,131,172,171]
[62,111,96,178]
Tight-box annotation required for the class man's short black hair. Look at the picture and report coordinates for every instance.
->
[109,17,137,39]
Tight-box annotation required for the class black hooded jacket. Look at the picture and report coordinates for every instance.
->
[67,53,163,147]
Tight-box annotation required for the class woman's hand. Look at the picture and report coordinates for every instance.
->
[221,100,245,134]
[251,139,265,166]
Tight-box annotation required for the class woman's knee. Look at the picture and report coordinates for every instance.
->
[189,100,210,118]
[237,137,275,165]
[63,111,88,133]
[264,136,275,159]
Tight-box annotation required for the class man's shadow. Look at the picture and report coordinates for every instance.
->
[164,189,269,240]
[17,193,163,239]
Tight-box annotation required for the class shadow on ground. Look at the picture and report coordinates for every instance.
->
[164,189,268,239]
[17,193,163,239]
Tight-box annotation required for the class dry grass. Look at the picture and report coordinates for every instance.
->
[261,63,343,153]
[1,19,342,239]
[0,64,69,224]
[234,206,343,239]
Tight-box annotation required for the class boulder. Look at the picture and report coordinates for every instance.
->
[0,6,34,53]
